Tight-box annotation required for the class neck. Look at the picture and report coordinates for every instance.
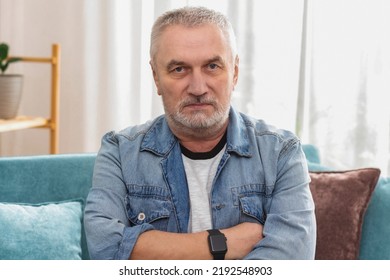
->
[172,121,229,153]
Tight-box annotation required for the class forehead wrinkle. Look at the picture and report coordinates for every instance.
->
[155,24,233,66]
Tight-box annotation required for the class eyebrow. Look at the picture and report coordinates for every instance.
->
[206,56,225,65]
[166,60,186,70]
[166,56,226,70]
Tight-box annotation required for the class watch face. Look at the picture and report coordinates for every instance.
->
[210,235,227,252]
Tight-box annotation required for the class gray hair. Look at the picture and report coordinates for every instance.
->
[150,6,237,63]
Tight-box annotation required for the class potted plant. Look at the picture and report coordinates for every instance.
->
[0,43,22,119]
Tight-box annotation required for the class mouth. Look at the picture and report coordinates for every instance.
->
[185,102,211,109]
[181,97,215,110]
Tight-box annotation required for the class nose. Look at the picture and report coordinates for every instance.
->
[187,70,207,96]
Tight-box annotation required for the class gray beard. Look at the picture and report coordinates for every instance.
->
[166,105,230,139]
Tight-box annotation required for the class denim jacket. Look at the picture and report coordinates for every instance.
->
[84,107,316,259]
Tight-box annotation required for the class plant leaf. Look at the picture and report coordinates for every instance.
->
[0,43,9,60]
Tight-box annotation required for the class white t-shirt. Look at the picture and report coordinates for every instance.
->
[181,145,226,233]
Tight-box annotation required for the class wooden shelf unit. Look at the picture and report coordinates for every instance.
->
[0,44,60,154]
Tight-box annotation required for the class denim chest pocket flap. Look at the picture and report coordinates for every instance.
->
[126,185,172,226]
[232,184,267,224]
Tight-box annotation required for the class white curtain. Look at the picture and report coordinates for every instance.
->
[0,0,389,176]
[299,0,390,176]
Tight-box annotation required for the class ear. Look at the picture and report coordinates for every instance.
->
[150,60,161,95]
[233,55,239,87]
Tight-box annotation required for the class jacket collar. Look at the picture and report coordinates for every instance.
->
[140,107,252,158]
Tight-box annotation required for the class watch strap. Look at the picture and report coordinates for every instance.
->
[207,229,222,236]
[207,229,227,260]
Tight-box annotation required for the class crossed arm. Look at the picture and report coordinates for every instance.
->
[130,222,263,260]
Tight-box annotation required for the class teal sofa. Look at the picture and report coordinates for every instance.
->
[0,145,389,259]
[0,153,96,260]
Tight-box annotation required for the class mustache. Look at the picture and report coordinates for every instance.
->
[179,96,217,107]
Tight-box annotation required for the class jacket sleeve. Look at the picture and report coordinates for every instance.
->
[84,132,154,260]
[244,140,317,260]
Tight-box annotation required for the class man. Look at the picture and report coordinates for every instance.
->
[84,6,316,260]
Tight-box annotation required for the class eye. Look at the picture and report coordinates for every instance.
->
[208,63,219,70]
[172,66,184,73]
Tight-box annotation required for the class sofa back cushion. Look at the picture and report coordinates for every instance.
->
[309,168,380,259]
[0,200,83,259]
[359,177,390,259]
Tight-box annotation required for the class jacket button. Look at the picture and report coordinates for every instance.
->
[216,204,225,210]
[138,212,146,221]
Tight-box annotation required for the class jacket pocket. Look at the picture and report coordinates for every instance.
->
[125,185,172,231]
[232,184,267,224]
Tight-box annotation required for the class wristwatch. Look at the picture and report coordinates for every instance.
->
[207,229,227,260]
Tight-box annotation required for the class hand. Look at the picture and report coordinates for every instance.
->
[221,222,263,260]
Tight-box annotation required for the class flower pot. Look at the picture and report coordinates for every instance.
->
[0,74,23,119]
